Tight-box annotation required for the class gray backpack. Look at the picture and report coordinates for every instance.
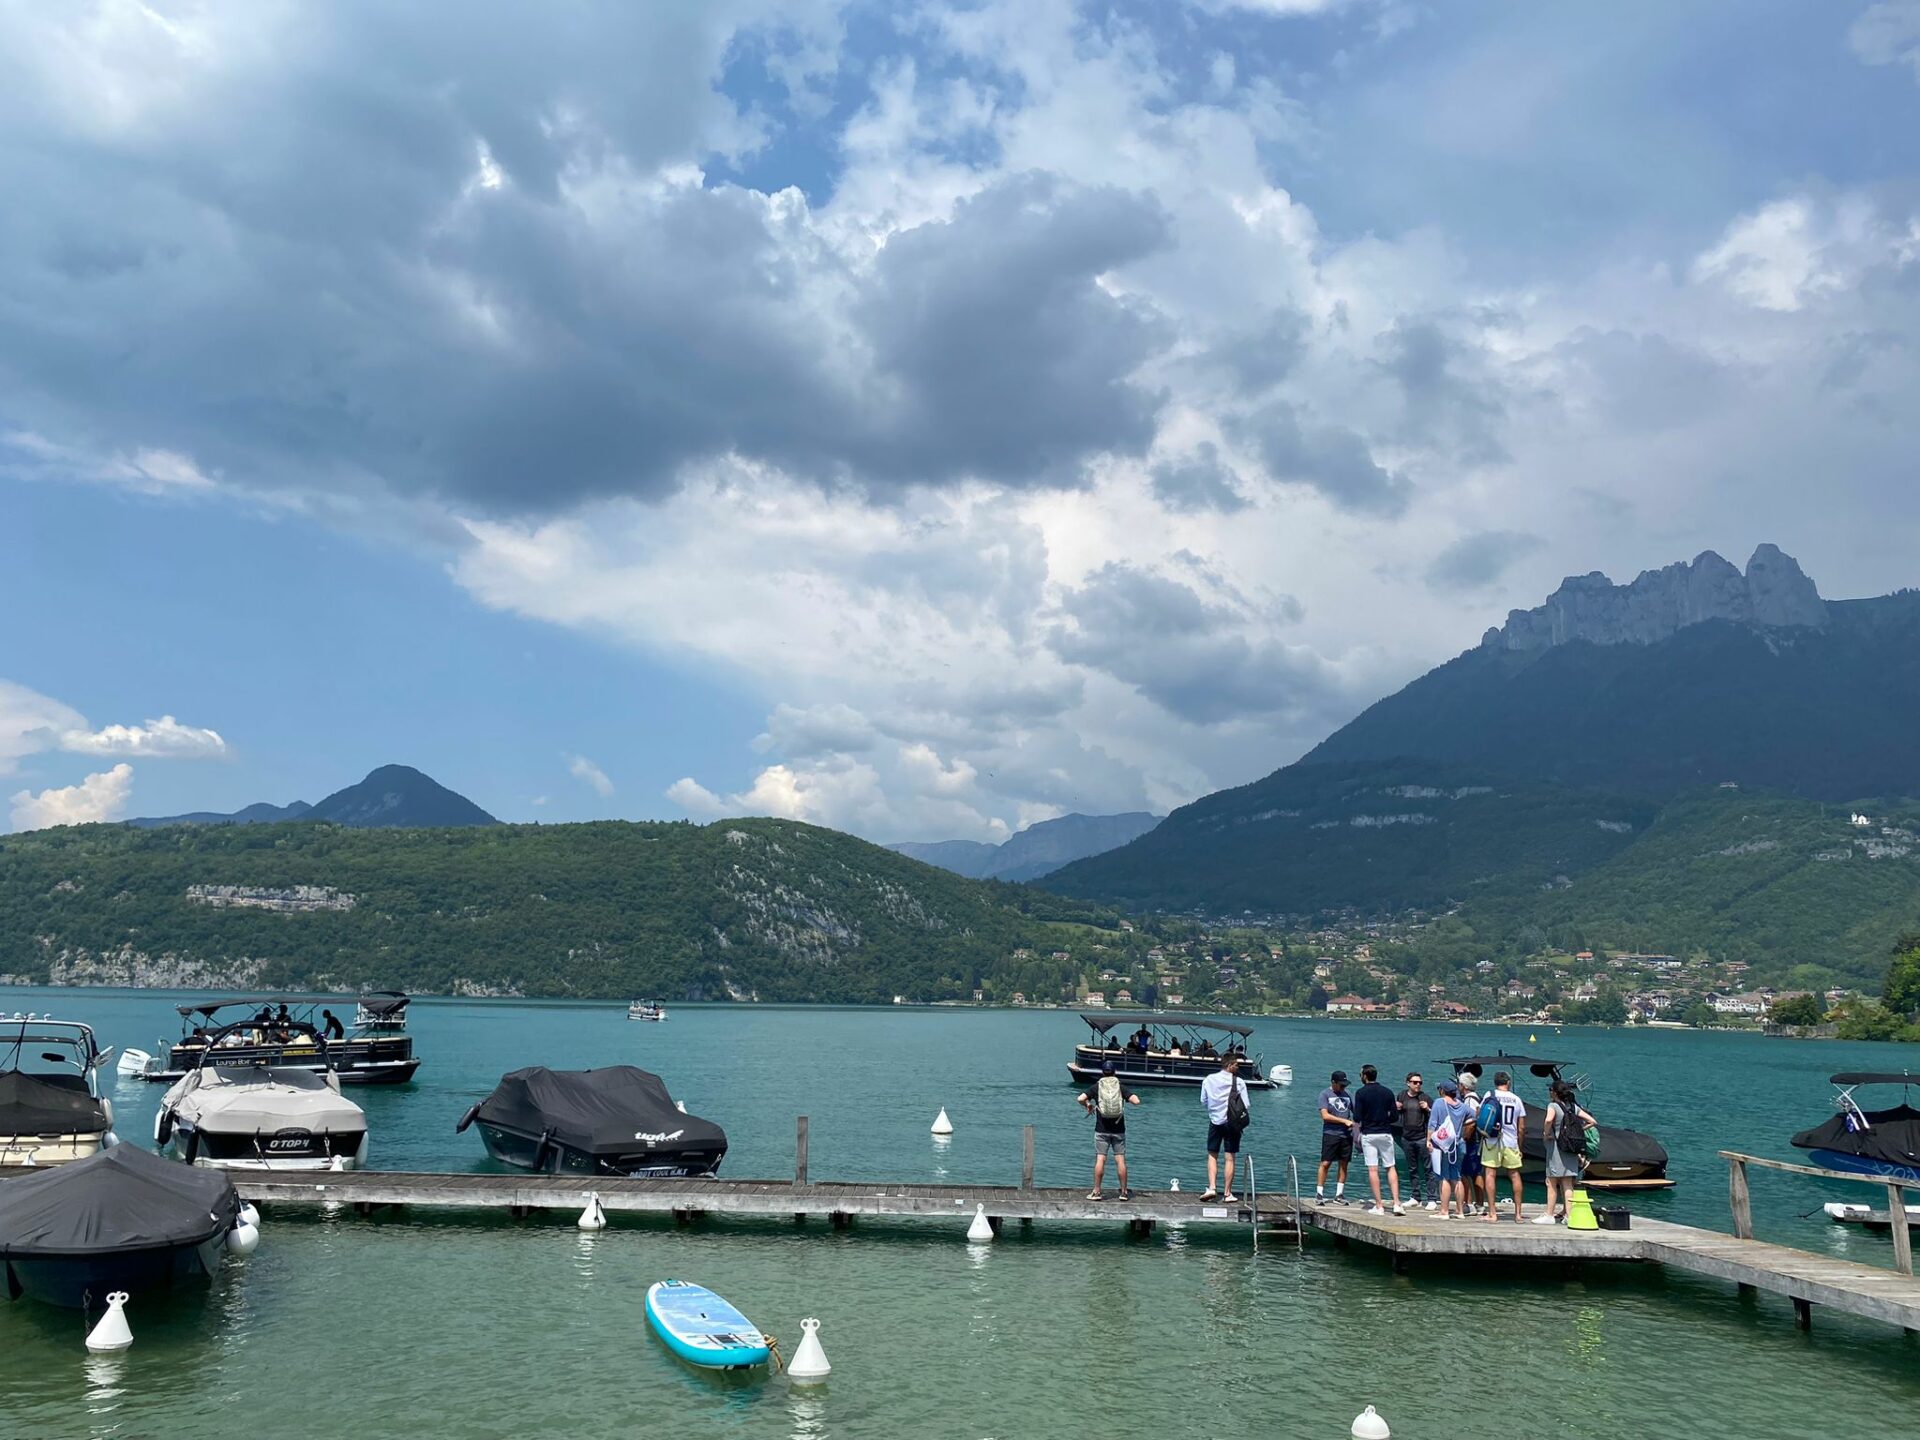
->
[1096,1075,1126,1120]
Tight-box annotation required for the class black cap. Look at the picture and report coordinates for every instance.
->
[1331,1069,1348,1083]
[1101,1060,1117,1075]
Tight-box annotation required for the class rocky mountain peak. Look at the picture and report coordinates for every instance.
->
[1481,544,1825,652]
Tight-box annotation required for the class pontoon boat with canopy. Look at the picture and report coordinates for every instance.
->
[353,992,411,1032]
[1443,1052,1671,1189]
[137,995,421,1085]
[0,1017,117,1171]
[1791,1072,1920,1185]
[1068,1014,1278,1089]
[457,1066,727,1178]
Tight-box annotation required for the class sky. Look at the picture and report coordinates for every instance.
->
[3,0,1919,841]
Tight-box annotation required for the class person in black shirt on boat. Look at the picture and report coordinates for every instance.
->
[320,1009,346,1041]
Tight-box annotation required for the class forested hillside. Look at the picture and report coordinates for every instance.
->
[0,819,1122,1003]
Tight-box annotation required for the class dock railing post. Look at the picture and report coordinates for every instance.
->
[1728,1154,1753,1240]
[796,1115,809,1188]
[1021,1124,1035,1191]
[1889,1181,1913,1277]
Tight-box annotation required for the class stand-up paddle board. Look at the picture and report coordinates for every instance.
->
[645,1280,771,1370]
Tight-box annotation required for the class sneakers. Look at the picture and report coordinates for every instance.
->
[1391,1204,1406,1216]
[1366,1204,1386,1216]
[1530,1213,1557,1225]
[1200,1190,1219,1201]
[1086,1190,1105,1201]
[1423,1200,1438,1211]
[1117,1190,1131,1202]
[1221,1192,1238,1203]
[1314,1191,1327,1203]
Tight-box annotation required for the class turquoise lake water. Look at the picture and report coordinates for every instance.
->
[4,989,1919,1440]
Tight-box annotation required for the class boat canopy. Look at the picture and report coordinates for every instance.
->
[0,1145,236,1258]
[1829,1073,1919,1086]
[355,993,410,1017]
[0,1072,109,1135]
[1081,1013,1253,1037]
[176,995,393,1018]
[1443,1053,1571,1078]
[470,1066,726,1158]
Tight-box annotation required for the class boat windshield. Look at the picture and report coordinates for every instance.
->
[0,1018,105,1079]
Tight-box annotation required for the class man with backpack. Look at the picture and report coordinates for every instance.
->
[1481,1071,1528,1223]
[1536,1079,1594,1224]
[1200,1053,1252,1201]
[1077,1059,1142,1201]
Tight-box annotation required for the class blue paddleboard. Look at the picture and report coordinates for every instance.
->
[645,1279,771,1370]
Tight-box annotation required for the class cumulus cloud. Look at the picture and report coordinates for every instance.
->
[567,754,615,797]
[1149,443,1249,514]
[1851,2,1920,80]
[60,715,227,759]
[10,764,134,832]
[1424,531,1545,593]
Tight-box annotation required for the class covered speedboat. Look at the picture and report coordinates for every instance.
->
[157,1023,368,1170]
[0,1144,240,1308]
[137,994,420,1085]
[457,1066,726,1178]
[0,1017,117,1170]
[1068,1014,1278,1089]
[1443,1052,1672,1190]
[1791,1072,1920,1185]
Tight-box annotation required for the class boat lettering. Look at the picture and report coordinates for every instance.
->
[634,1129,685,1143]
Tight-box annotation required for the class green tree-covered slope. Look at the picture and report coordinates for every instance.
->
[0,818,1120,1002]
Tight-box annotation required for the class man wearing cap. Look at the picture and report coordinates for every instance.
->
[1199,1053,1251,1201]
[1077,1059,1141,1201]
[1315,1069,1356,1204]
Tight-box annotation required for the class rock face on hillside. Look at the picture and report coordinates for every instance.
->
[1483,544,1825,651]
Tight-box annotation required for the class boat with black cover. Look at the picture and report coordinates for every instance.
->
[0,1144,241,1308]
[139,995,421,1085]
[156,1021,369,1170]
[0,1017,117,1171]
[1791,1072,1920,1185]
[457,1066,726,1178]
[1068,1014,1278,1089]
[1443,1052,1672,1190]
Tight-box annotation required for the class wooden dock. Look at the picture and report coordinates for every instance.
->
[234,1168,1299,1236]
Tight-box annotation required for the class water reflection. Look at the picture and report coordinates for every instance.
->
[786,1384,829,1439]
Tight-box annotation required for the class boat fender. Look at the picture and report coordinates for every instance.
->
[85,1292,133,1353]
[1351,1405,1390,1439]
[227,1220,260,1256]
[531,1128,555,1171]
[154,1109,172,1148]
[238,1203,261,1228]
[455,1102,482,1134]
[577,1194,607,1231]
[966,1204,993,1243]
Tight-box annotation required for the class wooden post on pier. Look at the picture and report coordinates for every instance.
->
[1889,1182,1913,1278]
[1022,1125,1035,1191]
[796,1115,809,1188]
[1728,1155,1753,1239]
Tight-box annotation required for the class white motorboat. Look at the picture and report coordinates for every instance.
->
[0,1015,117,1170]
[626,999,668,1022]
[156,1021,368,1170]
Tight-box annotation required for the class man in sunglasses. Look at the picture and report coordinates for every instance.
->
[1397,1072,1434,1210]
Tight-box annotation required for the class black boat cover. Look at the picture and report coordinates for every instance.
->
[356,993,410,1016]
[0,1145,237,1257]
[472,1067,726,1157]
[1590,1124,1668,1167]
[0,1072,110,1135]
[1829,1073,1919,1086]
[1445,1054,1572,1076]
[1792,1102,1920,1170]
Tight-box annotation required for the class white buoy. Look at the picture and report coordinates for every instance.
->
[787,1317,831,1382]
[966,1203,994,1243]
[227,1221,260,1256]
[577,1193,607,1231]
[1170,1178,1181,1192]
[86,1292,133,1353]
[328,1154,346,1172]
[238,1202,261,1229]
[1351,1404,1391,1439]
[931,1108,954,1136]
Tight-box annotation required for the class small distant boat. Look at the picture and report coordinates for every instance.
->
[1822,1200,1920,1228]
[353,992,412,1032]
[0,1016,117,1171]
[457,1066,725,1177]
[0,1145,241,1308]
[645,1280,770,1370]
[1068,1014,1277,1089]
[1791,1072,1920,1185]
[156,1021,369,1170]
[626,1000,668,1022]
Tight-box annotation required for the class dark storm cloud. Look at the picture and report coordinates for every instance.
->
[1423,529,1544,593]
[1049,562,1327,725]
[0,11,1170,514]
[1232,401,1410,517]
[1149,443,1248,514]
[1375,317,1508,464]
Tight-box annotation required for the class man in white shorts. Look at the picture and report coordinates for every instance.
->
[1350,1064,1405,1216]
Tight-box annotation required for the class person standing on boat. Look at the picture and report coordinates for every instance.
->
[1200,1054,1252,1201]
[1353,1065,1405,1216]
[1396,1072,1433,1209]
[320,1009,346,1041]
[1314,1070,1356,1204]
[1078,1060,1141,1201]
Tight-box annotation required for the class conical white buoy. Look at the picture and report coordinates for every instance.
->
[86,1292,133,1352]
[931,1108,953,1136]
[966,1204,994,1242]
[1351,1404,1391,1439]
[787,1317,831,1382]
[238,1202,261,1229]
[227,1220,260,1255]
[1170,1178,1180,1192]
[328,1154,346,1171]
[577,1194,607,1230]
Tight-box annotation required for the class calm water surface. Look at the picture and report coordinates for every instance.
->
[5,990,1919,1440]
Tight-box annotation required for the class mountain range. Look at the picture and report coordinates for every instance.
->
[1047,545,1920,983]
[129,764,498,830]
[888,811,1160,882]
